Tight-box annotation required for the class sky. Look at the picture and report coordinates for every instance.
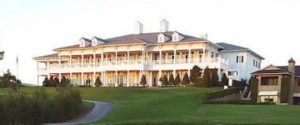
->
[0,0,300,84]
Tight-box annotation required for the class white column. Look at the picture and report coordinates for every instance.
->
[115,71,118,87]
[58,55,62,82]
[218,67,221,81]
[173,49,176,64]
[115,51,118,65]
[127,51,130,65]
[93,53,96,86]
[37,75,39,86]
[93,53,96,67]
[127,70,130,87]
[202,45,206,63]
[70,72,73,84]
[139,70,142,87]
[81,54,84,67]
[81,72,84,85]
[142,50,145,65]
[101,52,104,65]
[93,72,96,86]
[188,46,191,64]
[159,49,162,65]
[158,70,162,86]
[69,54,72,67]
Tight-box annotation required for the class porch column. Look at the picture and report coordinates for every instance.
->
[188,45,191,64]
[115,51,118,65]
[81,54,84,67]
[173,49,176,64]
[115,71,118,87]
[93,53,96,67]
[37,75,39,86]
[70,72,73,84]
[58,54,62,82]
[93,72,96,86]
[81,72,84,85]
[158,70,162,86]
[127,51,130,65]
[139,70,142,86]
[218,67,221,81]
[127,70,130,87]
[202,45,206,63]
[101,52,104,65]
[69,54,72,67]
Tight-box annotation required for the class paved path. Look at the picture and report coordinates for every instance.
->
[45,100,114,125]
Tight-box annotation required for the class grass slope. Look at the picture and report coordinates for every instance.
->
[16,87,300,125]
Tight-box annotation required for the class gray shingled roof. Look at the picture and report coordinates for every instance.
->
[216,42,248,51]
[251,65,300,76]
[33,53,58,59]
[55,31,207,50]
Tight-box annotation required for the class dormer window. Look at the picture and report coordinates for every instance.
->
[91,37,106,46]
[79,37,91,47]
[158,33,169,43]
[172,32,184,42]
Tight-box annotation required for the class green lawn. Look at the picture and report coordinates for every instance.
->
[10,87,300,124]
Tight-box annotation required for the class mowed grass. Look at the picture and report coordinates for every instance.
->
[12,87,300,124]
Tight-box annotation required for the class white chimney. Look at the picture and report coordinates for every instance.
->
[160,19,169,32]
[134,21,143,34]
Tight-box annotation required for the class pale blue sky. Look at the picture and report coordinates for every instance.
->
[0,0,300,84]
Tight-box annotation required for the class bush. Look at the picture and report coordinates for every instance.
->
[280,77,290,103]
[205,87,241,100]
[42,77,51,87]
[221,73,228,86]
[140,75,147,87]
[0,88,83,124]
[211,70,219,87]
[250,77,258,103]
[182,73,190,85]
[232,79,247,88]
[202,66,210,87]
[0,70,21,91]
[190,65,201,83]
[168,74,175,86]
[95,77,102,87]
[162,74,168,86]
[174,74,181,86]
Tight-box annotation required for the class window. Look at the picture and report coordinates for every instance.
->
[261,77,278,85]
[298,79,300,86]
[253,60,255,66]
[236,56,244,63]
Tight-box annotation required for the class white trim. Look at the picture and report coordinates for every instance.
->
[293,93,300,97]
[258,91,278,96]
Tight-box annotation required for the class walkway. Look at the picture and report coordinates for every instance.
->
[45,100,114,125]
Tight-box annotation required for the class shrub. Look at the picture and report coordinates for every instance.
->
[211,70,219,87]
[42,77,50,87]
[206,87,241,100]
[250,77,258,103]
[95,77,102,87]
[202,66,210,87]
[140,75,147,87]
[0,88,83,124]
[280,77,290,103]
[190,65,201,83]
[232,79,247,88]
[168,74,175,86]
[0,51,4,60]
[174,74,181,86]
[0,70,21,91]
[221,73,228,86]
[162,74,168,86]
[182,73,190,85]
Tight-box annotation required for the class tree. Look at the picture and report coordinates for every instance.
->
[211,70,219,87]
[182,73,190,85]
[162,74,168,86]
[95,77,102,87]
[190,65,201,83]
[174,74,181,86]
[221,73,228,86]
[202,66,210,88]
[54,77,60,86]
[60,76,70,87]
[168,74,175,86]
[140,75,147,87]
[250,77,258,103]
[0,70,21,91]
[42,77,50,87]
[0,51,4,60]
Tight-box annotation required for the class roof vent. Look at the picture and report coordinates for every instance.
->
[160,19,169,32]
[134,21,143,34]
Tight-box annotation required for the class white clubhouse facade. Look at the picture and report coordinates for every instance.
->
[34,20,264,87]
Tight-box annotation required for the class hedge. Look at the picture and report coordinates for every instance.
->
[280,77,290,103]
[205,87,241,100]
[250,77,258,103]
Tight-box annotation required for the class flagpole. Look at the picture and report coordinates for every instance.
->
[16,54,19,80]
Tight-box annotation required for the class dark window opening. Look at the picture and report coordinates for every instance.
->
[261,77,278,85]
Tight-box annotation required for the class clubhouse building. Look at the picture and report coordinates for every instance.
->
[34,20,264,87]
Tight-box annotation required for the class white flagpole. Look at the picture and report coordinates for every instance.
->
[16,54,19,80]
